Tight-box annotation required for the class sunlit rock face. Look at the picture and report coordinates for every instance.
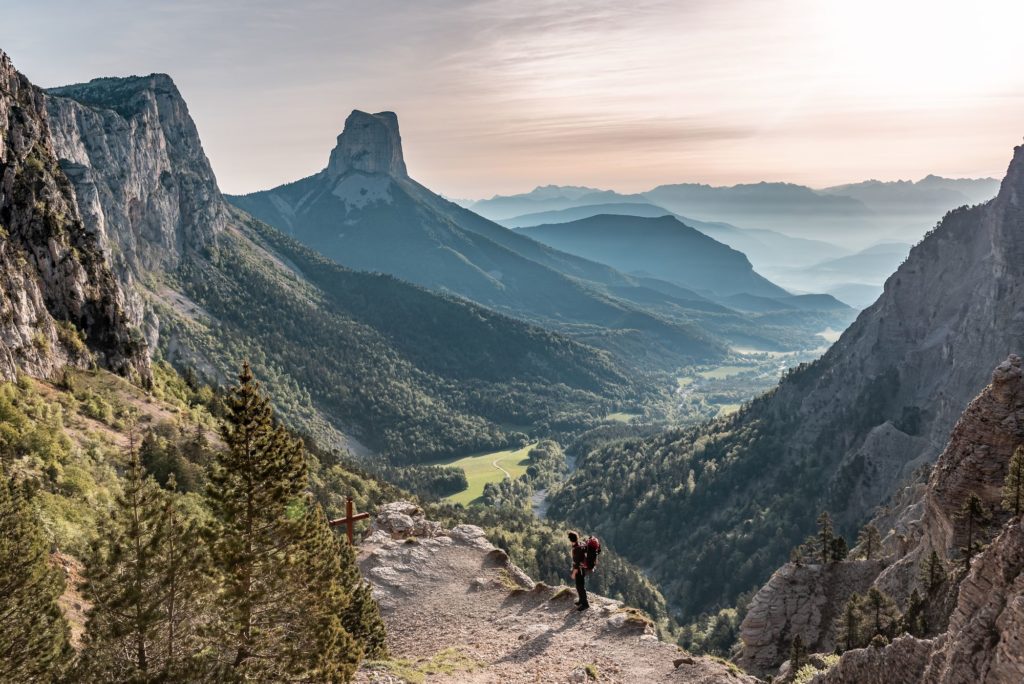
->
[0,49,148,382]
[327,110,407,179]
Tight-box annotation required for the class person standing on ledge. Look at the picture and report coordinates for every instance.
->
[568,531,589,611]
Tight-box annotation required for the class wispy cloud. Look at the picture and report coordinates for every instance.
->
[3,0,1022,195]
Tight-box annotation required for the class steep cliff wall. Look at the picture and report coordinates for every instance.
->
[0,49,148,381]
[44,74,224,345]
[741,355,1024,680]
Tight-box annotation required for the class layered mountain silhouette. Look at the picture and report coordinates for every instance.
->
[228,111,783,366]
[551,141,1024,622]
[36,67,649,462]
[471,176,998,247]
[516,214,790,299]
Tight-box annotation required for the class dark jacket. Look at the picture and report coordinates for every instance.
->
[571,541,588,570]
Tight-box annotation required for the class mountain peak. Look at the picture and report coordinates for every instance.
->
[327,109,407,178]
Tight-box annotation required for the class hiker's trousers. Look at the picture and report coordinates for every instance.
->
[575,567,588,606]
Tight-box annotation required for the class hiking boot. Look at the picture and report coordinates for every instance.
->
[577,603,589,611]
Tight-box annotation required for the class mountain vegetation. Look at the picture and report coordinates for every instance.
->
[549,144,1024,630]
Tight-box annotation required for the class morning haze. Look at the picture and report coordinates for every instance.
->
[4,0,1023,198]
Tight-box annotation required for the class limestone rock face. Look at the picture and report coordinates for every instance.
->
[327,110,407,179]
[744,355,1024,679]
[0,49,149,381]
[44,73,225,334]
[738,560,884,673]
[814,521,1024,684]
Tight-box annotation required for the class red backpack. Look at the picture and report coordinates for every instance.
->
[584,536,601,570]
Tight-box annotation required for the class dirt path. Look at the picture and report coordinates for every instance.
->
[356,503,760,684]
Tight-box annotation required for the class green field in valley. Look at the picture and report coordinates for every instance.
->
[437,443,537,506]
[605,411,640,423]
[697,365,747,379]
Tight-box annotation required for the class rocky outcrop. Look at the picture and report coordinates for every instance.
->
[358,501,761,683]
[814,520,1024,683]
[327,110,407,179]
[44,73,225,345]
[738,559,884,673]
[744,356,1024,681]
[0,49,148,382]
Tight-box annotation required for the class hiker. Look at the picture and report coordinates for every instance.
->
[568,531,600,611]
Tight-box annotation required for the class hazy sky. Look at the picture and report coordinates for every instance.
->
[4,0,1024,197]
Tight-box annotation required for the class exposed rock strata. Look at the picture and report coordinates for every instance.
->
[743,356,1024,681]
[44,73,225,347]
[0,49,148,381]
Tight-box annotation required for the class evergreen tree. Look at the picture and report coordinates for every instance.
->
[336,534,387,659]
[0,470,71,681]
[77,455,210,681]
[789,634,807,671]
[816,511,834,565]
[919,548,947,595]
[857,524,882,561]
[837,593,864,652]
[830,536,849,562]
[864,587,898,639]
[206,363,362,681]
[957,493,990,574]
[1003,445,1024,517]
[901,589,927,637]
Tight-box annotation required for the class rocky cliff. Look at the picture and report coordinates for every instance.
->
[44,73,225,346]
[550,141,1024,622]
[0,49,148,382]
[327,110,407,179]
[740,355,1024,681]
[357,502,761,684]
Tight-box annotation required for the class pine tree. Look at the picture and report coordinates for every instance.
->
[901,589,927,637]
[789,634,807,671]
[958,493,989,574]
[817,511,834,564]
[207,363,362,681]
[830,536,849,562]
[919,548,947,595]
[0,470,71,681]
[857,524,882,560]
[837,593,864,652]
[336,534,387,659]
[77,455,210,681]
[1002,445,1024,517]
[865,587,898,639]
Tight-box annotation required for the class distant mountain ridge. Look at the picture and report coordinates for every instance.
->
[468,175,999,247]
[39,68,641,462]
[227,111,761,368]
[549,141,1024,623]
[516,214,791,299]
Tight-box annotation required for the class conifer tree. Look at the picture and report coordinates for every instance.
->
[207,363,362,681]
[864,587,898,639]
[1002,445,1024,517]
[789,634,807,671]
[958,493,989,573]
[901,589,927,637]
[817,511,834,564]
[830,536,848,562]
[0,470,71,681]
[77,455,210,681]
[837,593,864,652]
[919,548,947,595]
[336,534,387,659]
[857,524,882,561]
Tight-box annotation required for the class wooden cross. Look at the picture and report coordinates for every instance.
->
[328,497,370,544]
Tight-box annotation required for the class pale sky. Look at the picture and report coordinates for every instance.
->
[4,0,1024,198]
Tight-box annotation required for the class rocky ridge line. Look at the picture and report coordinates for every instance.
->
[357,501,760,683]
